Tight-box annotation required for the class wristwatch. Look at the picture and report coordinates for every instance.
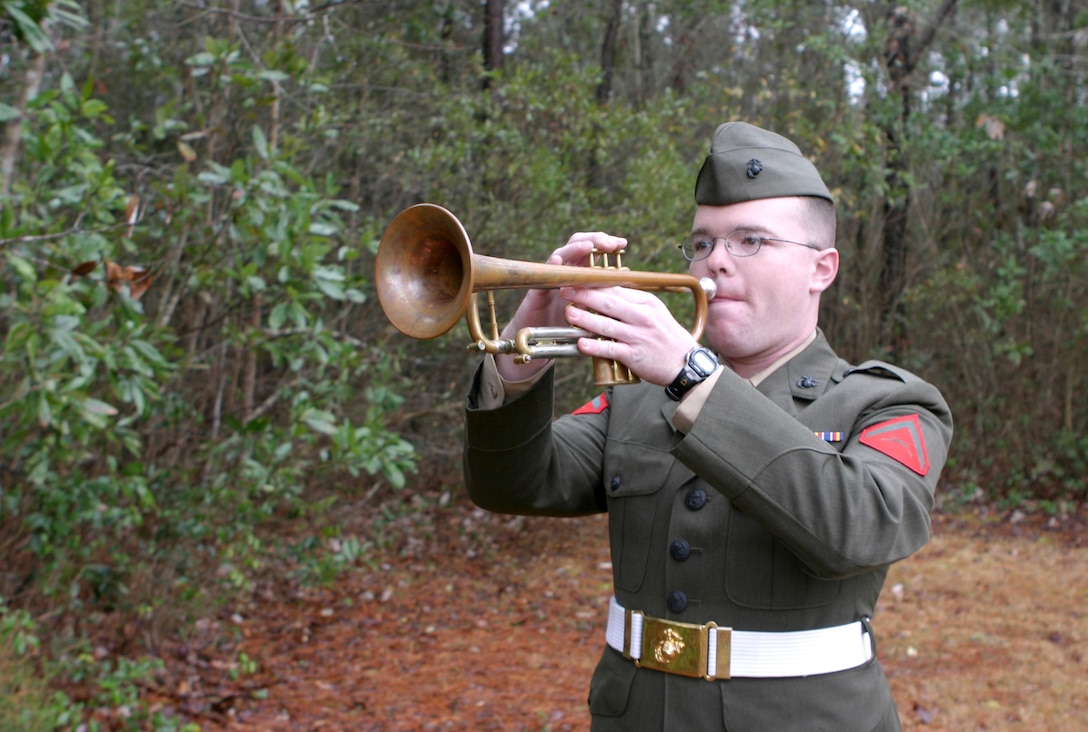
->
[665,347,720,401]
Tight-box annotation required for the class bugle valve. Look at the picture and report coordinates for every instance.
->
[374,203,716,387]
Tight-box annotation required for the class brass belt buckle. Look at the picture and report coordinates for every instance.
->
[623,609,732,680]
[639,616,705,678]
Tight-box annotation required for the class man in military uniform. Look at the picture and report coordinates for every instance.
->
[462,121,953,730]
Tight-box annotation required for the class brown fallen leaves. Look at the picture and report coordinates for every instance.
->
[90,500,1088,731]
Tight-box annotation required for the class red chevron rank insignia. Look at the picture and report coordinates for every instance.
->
[860,414,929,475]
[572,392,609,415]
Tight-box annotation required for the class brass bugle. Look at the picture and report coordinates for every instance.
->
[375,203,716,387]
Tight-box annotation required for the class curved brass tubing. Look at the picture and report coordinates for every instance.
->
[375,203,715,387]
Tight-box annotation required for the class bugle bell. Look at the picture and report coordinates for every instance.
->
[374,203,716,387]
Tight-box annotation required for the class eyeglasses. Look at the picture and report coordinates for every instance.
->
[679,230,820,260]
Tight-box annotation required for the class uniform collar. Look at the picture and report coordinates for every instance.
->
[747,330,817,387]
[753,329,845,412]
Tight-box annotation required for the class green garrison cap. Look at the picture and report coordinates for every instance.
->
[694,121,833,205]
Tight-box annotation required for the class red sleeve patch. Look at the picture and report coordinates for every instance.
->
[572,392,609,415]
[859,414,930,476]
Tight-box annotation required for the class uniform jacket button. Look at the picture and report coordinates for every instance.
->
[669,539,691,561]
[609,475,622,491]
[684,487,708,510]
[666,590,688,613]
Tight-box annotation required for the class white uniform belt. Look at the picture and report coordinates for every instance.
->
[606,596,872,680]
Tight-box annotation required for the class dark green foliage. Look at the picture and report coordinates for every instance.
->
[0,0,1085,724]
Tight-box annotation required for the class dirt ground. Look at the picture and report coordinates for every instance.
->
[143,500,1087,732]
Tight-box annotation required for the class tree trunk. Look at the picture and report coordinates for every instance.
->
[877,0,959,354]
[482,0,505,91]
[1,52,46,199]
[879,4,912,351]
[585,0,625,193]
[597,0,624,104]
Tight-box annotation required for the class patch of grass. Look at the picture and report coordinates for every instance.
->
[0,601,69,731]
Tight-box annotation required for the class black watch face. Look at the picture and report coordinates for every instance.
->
[690,350,718,376]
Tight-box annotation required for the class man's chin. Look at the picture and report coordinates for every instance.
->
[704,331,752,360]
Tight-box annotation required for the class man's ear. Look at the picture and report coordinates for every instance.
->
[810,247,839,294]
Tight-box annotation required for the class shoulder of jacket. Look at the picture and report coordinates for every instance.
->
[843,360,922,384]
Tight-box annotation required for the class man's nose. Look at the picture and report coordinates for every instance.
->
[702,240,737,274]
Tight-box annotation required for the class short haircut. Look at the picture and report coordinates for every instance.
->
[799,196,837,249]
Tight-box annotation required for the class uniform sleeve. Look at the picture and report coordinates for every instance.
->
[673,367,953,579]
[473,354,549,409]
[463,363,610,517]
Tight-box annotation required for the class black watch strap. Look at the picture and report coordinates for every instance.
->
[665,348,719,401]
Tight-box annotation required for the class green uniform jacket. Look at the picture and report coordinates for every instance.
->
[464,331,953,731]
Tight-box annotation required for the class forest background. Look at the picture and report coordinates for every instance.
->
[0,0,1085,728]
